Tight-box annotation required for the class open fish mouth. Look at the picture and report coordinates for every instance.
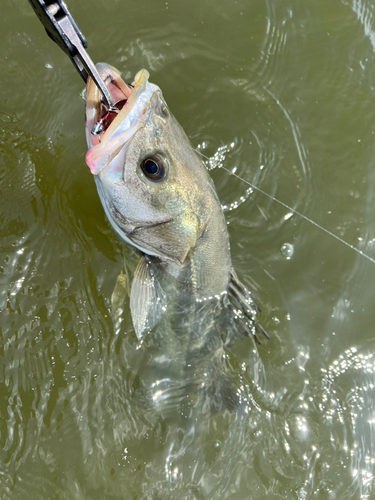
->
[85,63,154,175]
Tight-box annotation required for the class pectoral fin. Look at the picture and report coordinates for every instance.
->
[130,255,166,339]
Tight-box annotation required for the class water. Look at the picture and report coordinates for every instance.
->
[1,0,375,498]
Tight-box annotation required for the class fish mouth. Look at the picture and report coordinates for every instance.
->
[85,63,152,175]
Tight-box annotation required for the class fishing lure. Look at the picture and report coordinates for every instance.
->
[91,99,127,137]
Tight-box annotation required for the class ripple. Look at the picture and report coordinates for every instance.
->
[320,347,375,498]
[257,0,290,82]
[350,0,375,52]
[2,0,375,497]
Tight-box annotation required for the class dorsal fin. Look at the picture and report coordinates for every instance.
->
[228,268,269,344]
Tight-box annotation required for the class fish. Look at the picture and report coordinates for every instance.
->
[84,63,268,412]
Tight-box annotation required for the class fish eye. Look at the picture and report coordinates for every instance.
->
[140,155,167,182]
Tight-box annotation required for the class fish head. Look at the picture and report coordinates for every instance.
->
[85,63,215,265]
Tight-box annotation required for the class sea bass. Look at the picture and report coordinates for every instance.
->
[84,63,267,411]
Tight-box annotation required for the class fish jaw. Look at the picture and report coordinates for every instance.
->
[84,64,157,175]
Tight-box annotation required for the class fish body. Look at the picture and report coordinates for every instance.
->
[85,64,266,411]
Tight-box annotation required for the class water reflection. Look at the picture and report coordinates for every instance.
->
[1,0,375,498]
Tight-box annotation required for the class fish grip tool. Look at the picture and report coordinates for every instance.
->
[27,0,115,110]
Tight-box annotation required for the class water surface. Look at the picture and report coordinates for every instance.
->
[1,0,375,498]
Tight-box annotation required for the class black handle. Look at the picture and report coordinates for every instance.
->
[27,0,115,108]
[28,0,87,57]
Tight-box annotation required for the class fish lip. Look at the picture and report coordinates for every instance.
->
[85,65,153,175]
[84,63,149,150]
[85,63,125,149]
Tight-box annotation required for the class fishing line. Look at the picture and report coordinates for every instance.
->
[195,149,375,265]
[89,84,375,265]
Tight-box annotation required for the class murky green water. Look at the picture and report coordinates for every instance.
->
[1,0,375,498]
